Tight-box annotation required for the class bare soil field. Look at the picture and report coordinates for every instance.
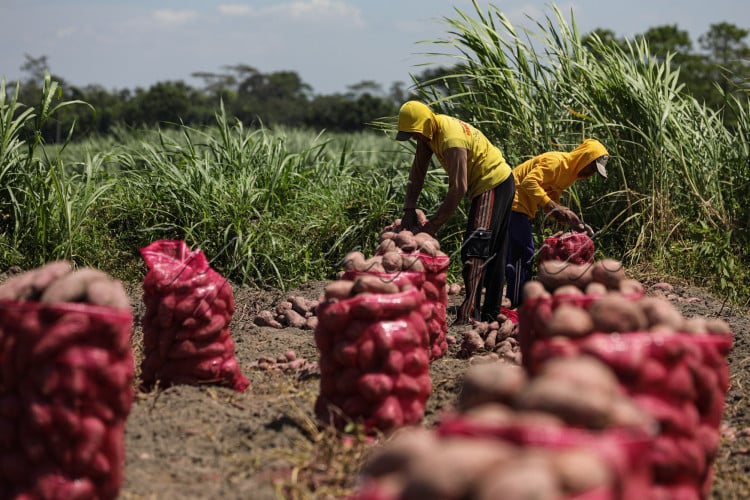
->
[119,277,750,500]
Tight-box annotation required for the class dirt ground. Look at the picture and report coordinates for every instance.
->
[118,276,750,500]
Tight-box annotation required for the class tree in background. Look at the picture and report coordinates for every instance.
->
[6,19,749,142]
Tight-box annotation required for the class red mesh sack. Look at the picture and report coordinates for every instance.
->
[517,290,644,372]
[139,240,249,392]
[539,231,595,265]
[415,252,450,360]
[344,251,451,361]
[315,286,430,434]
[0,301,134,500]
[529,331,733,497]
[436,418,653,500]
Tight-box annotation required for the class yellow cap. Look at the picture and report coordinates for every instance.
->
[396,101,435,140]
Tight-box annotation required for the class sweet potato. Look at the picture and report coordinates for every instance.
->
[552,284,584,297]
[522,280,549,302]
[375,238,398,256]
[358,373,394,401]
[475,453,561,500]
[537,260,592,291]
[342,251,366,271]
[458,362,528,411]
[515,377,614,429]
[394,231,418,253]
[324,280,355,300]
[352,275,400,295]
[381,252,403,273]
[360,426,438,478]
[639,296,684,331]
[401,438,515,500]
[591,258,626,289]
[401,254,425,272]
[86,278,131,309]
[546,303,594,338]
[551,448,613,495]
[584,281,608,296]
[30,260,74,297]
[414,231,440,250]
[538,355,621,398]
[588,294,648,333]
[40,268,111,304]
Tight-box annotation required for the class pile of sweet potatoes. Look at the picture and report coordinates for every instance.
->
[0,261,134,499]
[139,240,249,392]
[458,311,519,361]
[354,359,654,499]
[519,258,734,498]
[314,277,431,433]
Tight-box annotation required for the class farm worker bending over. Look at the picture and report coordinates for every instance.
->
[505,138,610,307]
[394,100,516,324]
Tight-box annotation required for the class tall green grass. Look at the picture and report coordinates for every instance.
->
[0,1,748,304]
[415,1,750,305]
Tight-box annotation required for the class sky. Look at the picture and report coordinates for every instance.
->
[1,0,747,96]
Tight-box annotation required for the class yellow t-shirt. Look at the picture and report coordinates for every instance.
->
[430,114,512,200]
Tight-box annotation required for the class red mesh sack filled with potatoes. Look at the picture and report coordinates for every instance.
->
[531,331,732,499]
[314,277,430,434]
[539,231,595,265]
[353,358,657,500]
[371,221,451,360]
[518,259,733,498]
[0,261,134,500]
[517,258,645,370]
[139,240,248,392]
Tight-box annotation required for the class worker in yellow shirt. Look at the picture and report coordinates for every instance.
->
[505,138,610,307]
[395,101,515,324]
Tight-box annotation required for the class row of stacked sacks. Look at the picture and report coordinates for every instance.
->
[314,276,431,434]
[0,240,253,499]
[520,257,733,499]
[353,358,655,499]
[0,262,134,499]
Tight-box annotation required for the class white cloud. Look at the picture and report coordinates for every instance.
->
[153,9,198,27]
[218,0,363,27]
[56,25,78,39]
[218,4,255,16]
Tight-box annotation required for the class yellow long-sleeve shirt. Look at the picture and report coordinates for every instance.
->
[512,139,609,218]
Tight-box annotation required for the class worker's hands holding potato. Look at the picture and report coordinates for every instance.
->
[401,208,421,232]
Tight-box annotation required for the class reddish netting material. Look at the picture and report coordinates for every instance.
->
[415,252,450,360]
[539,231,595,265]
[139,240,249,392]
[436,418,653,500]
[0,301,134,500]
[517,291,645,372]
[343,257,450,361]
[521,290,733,498]
[314,286,431,434]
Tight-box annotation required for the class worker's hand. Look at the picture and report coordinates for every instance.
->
[401,208,421,232]
[420,220,440,237]
[558,207,586,233]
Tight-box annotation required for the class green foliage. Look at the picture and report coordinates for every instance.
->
[413,1,750,304]
[1,5,749,304]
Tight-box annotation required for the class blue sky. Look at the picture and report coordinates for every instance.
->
[1,0,747,95]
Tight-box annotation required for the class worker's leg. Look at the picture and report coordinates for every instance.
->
[479,175,516,322]
[505,212,534,308]
[456,190,495,324]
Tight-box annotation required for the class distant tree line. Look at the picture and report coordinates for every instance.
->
[7,21,749,143]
